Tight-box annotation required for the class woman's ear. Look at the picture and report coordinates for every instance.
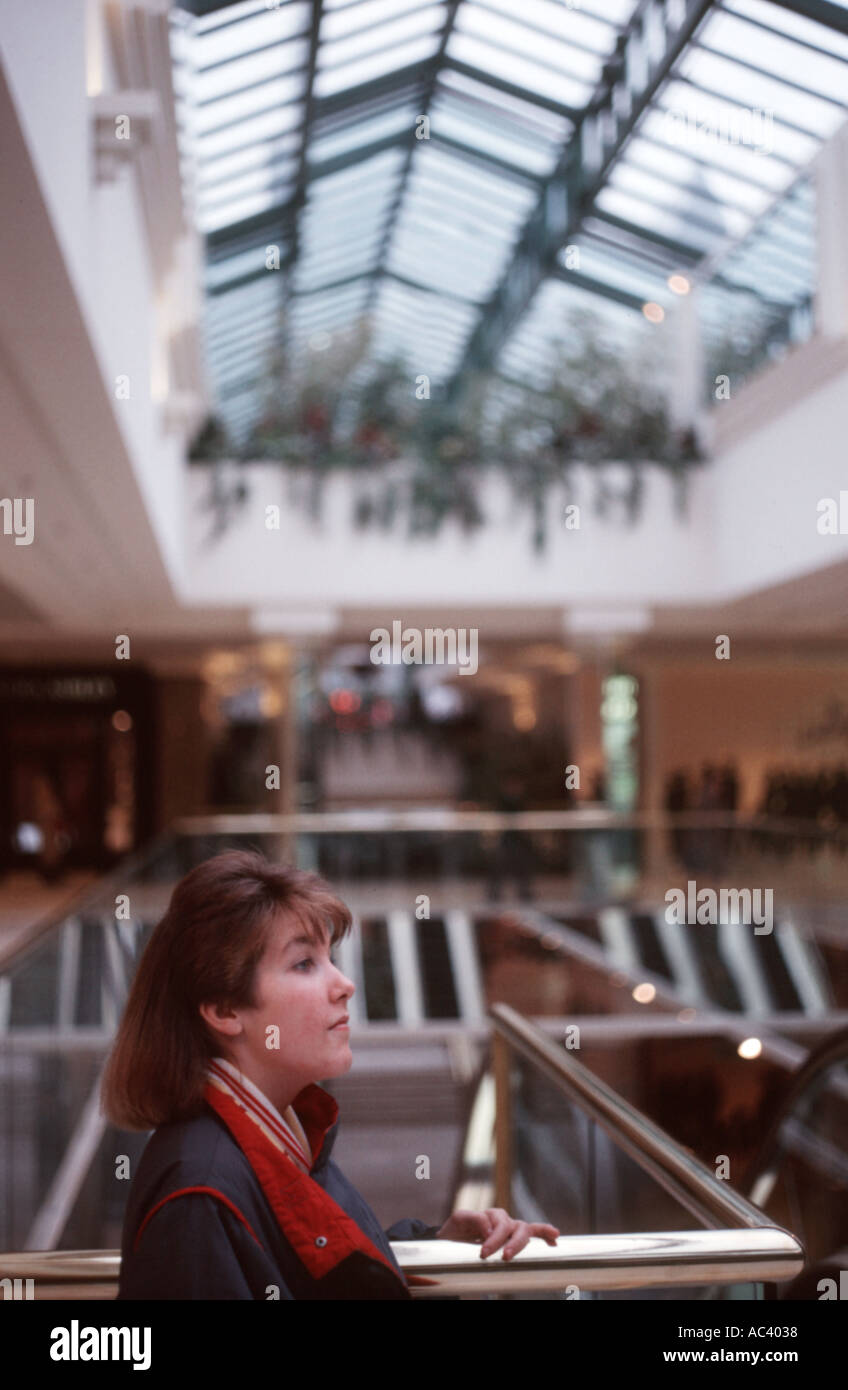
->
[198,1000,244,1039]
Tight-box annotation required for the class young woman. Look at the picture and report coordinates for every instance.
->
[102,850,558,1299]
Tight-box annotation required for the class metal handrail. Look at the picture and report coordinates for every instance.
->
[4,806,841,973]
[0,829,177,974]
[173,808,848,839]
[0,1227,803,1298]
[490,1003,794,1233]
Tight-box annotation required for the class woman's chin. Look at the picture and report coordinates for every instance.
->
[327,1042,354,1077]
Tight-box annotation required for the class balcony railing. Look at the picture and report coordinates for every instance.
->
[0,1004,805,1300]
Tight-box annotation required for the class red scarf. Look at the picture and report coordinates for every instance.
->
[202,1074,408,1289]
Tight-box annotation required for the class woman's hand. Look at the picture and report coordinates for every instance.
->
[435,1208,560,1260]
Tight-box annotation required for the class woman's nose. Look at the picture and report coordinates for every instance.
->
[332,963,355,998]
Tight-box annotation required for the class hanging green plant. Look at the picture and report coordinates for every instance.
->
[190,312,704,550]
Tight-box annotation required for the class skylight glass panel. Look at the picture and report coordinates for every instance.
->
[621,135,771,215]
[408,167,527,227]
[446,31,594,108]
[429,92,557,175]
[577,0,639,25]
[594,186,717,256]
[418,144,538,211]
[206,245,273,290]
[206,326,278,366]
[723,0,848,63]
[299,203,393,250]
[369,310,468,377]
[194,3,310,61]
[294,247,383,290]
[198,133,302,187]
[498,278,643,386]
[191,73,306,136]
[558,241,671,303]
[197,160,299,213]
[205,328,278,373]
[170,0,848,434]
[637,107,792,189]
[206,275,279,315]
[655,79,819,168]
[322,0,445,46]
[298,206,390,246]
[476,0,622,53]
[198,189,285,234]
[193,41,309,106]
[319,2,445,68]
[699,9,848,104]
[300,183,395,225]
[296,225,387,260]
[388,237,489,292]
[457,3,603,85]
[298,241,378,278]
[305,145,405,198]
[289,294,369,337]
[679,46,847,136]
[315,36,443,98]
[437,66,572,136]
[609,162,749,240]
[196,103,303,159]
[308,105,417,163]
[290,283,368,318]
[375,277,477,331]
[581,216,683,273]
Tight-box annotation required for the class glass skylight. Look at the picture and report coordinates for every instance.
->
[171,0,848,443]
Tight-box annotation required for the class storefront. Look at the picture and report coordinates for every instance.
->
[0,667,155,876]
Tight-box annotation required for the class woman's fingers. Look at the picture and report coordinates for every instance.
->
[483,1217,561,1260]
[529,1221,561,1247]
[501,1221,532,1259]
[441,1209,561,1259]
[479,1208,514,1258]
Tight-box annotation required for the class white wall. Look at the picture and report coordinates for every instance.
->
[712,349,848,597]
[182,461,717,609]
[0,0,202,590]
[179,332,848,620]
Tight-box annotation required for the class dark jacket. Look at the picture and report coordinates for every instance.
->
[117,1082,441,1301]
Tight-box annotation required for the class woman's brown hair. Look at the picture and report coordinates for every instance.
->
[100,849,351,1131]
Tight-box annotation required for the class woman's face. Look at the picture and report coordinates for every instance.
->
[216,911,355,1111]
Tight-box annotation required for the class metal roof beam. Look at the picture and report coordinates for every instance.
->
[300,126,543,189]
[766,0,848,36]
[288,266,480,308]
[448,0,716,390]
[306,130,408,180]
[549,265,646,313]
[283,0,325,320]
[177,0,258,14]
[588,209,703,265]
[361,2,463,317]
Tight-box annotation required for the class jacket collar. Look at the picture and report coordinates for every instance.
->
[290,1082,340,1172]
[202,1078,407,1289]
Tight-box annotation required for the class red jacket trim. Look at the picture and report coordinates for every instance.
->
[133,1185,266,1255]
[202,1082,408,1288]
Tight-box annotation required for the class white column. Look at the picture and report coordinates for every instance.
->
[668,283,703,428]
[814,121,848,339]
